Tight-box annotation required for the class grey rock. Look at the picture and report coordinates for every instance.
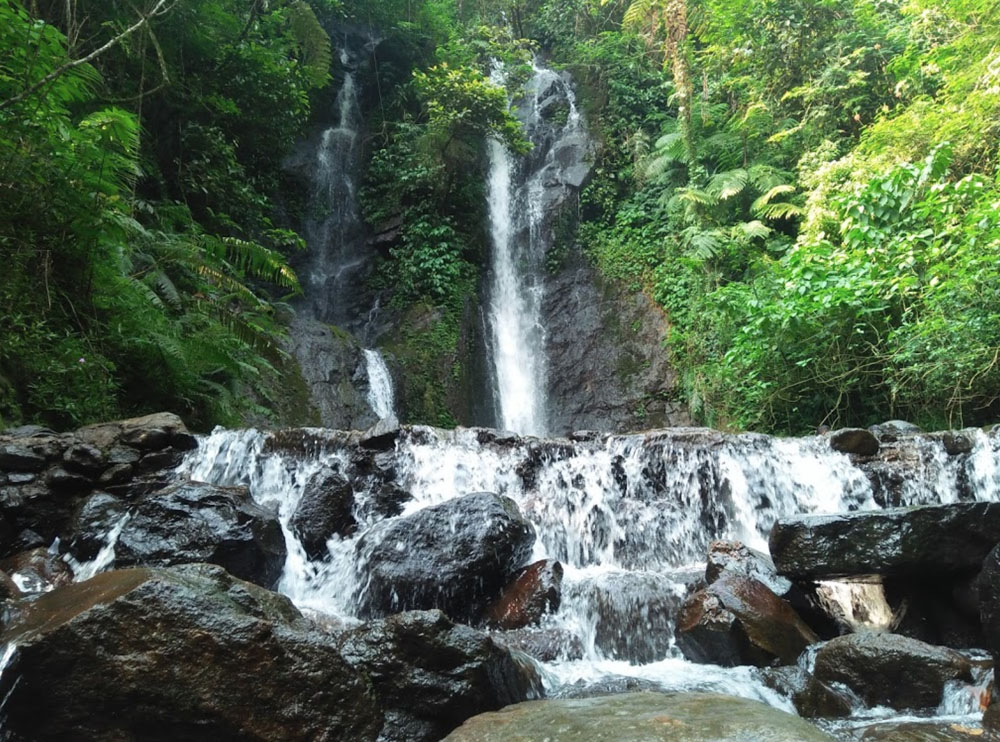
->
[813,632,972,710]
[0,444,47,472]
[829,428,880,456]
[770,502,1000,580]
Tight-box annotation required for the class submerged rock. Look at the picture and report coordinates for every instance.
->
[67,481,286,588]
[355,492,535,621]
[770,502,1000,581]
[813,632,973,710]
[0,547,73,594]
[337,609,541,742]
[442,691,835,741]
[856,721,986,740]
[490,626,585,662]
[758,666,854,719]
[675,572,818,667]
[482,559,563,630]
[0,564,382,741]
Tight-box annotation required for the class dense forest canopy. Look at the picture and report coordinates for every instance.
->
[2,0,999,433]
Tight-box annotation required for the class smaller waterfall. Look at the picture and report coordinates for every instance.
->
[363,349,396,420]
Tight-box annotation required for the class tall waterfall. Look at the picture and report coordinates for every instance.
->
[179,424,1000,721]
[306,48,366,325]
[487,63,588,436]
[291,40,396,424]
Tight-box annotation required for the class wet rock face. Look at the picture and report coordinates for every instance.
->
[977,542,1000,732]
[289,468,356,559]
[490,627,585,663]
[758,666,854,719]
[565,570,694,664]
[706,540,791,596]
[542,259,691,435]
[769,502,1000,581]
[813,632,973,710]
[0,413,192,553]
[67,481,286,588]
[442,691,836,742]
[0,547,73,594]
[675,572,818,667]
[355,492,535,621]
[482,559,562,630]
[0,564,382,742]
[337,609,541,742]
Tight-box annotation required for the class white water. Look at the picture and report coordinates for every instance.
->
[486,63,586,436]
[178,425,1000,728]
[363,349,396,420]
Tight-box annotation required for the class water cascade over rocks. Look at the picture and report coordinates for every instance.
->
[486,63,591,436]
[172,423,1000,737]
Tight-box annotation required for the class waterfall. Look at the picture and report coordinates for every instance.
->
[305,47,366,325]
[363,348,396,420]
[486,63,588,436]
[179,424,1000,714]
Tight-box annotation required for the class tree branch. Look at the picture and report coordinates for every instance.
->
[0,0,175,112]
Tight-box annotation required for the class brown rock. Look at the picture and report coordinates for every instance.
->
[675,572,818,667]
[482,559,562,630]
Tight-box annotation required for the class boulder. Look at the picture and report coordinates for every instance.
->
[67,481,286,588]
[769,502,1000,581]
[482,559,562,630]
[706,540,791,596]
[813,632,973,710]
[0,443,47,472]
[442,692,835,741]
[675,572,818,667]
[337,609,541,742]
[829,428,880,456]
[0,564,381,741]
[359,414,401,451]
[355,492,535,621]
[289,468,356,559]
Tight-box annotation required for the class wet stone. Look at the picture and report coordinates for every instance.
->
[0,444,47,472]
[43,467,92,492]
[62,443,106,475]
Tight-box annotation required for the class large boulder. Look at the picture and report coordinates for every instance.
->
[0,564,381,741]
[337,609,541,742]
[354,492,535,621]
[769,502,1000,581]
[813,632,973,710]
[675,572,817,667]
[442,692,835,741]
[482,559,563,630]
[828,428,880,456]
[67,481,286,588]
[288,467,356,559]
[976,541,1000,731]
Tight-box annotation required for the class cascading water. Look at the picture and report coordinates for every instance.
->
[486,63,588,436]
[178,424,1000,735]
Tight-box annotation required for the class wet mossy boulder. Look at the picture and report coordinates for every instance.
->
[442,691,835,741]
[0,564,382,741]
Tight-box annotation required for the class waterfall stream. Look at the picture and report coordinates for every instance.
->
[178,425,1000,734]
[486,63,587,436]
[363,348,396,420]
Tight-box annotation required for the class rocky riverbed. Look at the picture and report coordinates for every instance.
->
[1,415,1000,740]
